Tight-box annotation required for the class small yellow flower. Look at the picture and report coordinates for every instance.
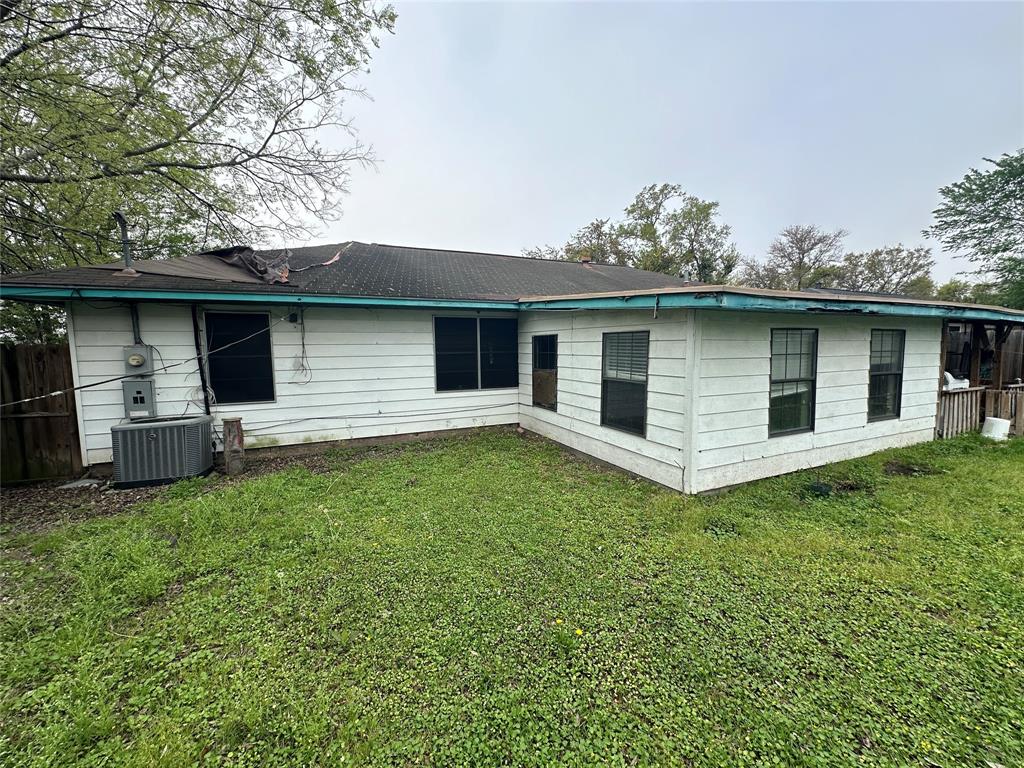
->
[555,619,563,625]
[575,628,583,636]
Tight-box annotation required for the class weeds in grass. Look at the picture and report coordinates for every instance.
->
[0,432,1022,767]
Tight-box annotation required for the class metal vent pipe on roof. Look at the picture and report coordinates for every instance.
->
[111,211,137,275]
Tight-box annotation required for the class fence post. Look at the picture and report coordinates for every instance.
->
[222,417,244,475]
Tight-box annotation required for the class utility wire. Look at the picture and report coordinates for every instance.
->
[0,316,287,409]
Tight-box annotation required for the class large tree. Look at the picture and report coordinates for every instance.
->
[740,225,847,290]
[525,184,741,282]
[925,150,1024,308]
[835,245,935,295]
[0,0,396,275]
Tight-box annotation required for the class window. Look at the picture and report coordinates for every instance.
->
[205,312,274,404]
[532,335,558,410]
[434,316,518,391]
[601,331,649,436]
[769,329,817,435]
[868,329,905,421]
[480,318,518,389]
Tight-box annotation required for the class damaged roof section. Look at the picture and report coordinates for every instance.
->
[1,241,697,301]
[2,240,1022,323]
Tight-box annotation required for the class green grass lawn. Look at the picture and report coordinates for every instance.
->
[1,431,1022,767]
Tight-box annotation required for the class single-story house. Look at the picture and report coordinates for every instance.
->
[2,241,1023,492]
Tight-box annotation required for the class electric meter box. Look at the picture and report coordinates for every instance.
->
[122,379,157,420]
[123,344,155,376]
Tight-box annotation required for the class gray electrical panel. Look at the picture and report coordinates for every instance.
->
[122,379,157,420]
[123,344,155,376]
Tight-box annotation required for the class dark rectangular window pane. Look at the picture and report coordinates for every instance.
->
[533,334,557,371]
[435,317,479,391]
[480,318,518,389]
[769,381,813,434]
[206,312,274,404]
[769,329,816,435]
[601,331,649,435]
[532,334,557,410]
[868,329,905,420]
[601,380,647,435]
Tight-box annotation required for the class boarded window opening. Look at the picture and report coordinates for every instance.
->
[532,334,557,411]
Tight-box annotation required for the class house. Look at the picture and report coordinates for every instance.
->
[2,241,1022,492]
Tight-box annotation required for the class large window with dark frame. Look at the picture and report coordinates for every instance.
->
[434,316,518,392]
[769,328,817,436]
[205,312,275,404]
[868,329,905,421]
[601,331,649,436]
[532,334,558,410]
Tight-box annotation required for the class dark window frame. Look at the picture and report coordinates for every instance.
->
[768,328,818,437]
[531,334,558,411]
[204,310,276,405]
[868,329,905,422]
[433,316,519,393]
[600,330,650,437]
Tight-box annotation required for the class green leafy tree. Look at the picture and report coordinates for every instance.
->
[936,278,1004,306]
[526,184,741,282]
[835,245,935,295]
[740,225,847,290]
[0,0,396,276]
[925,150,1024,308]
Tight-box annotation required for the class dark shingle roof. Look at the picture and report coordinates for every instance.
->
[2,241,696,301]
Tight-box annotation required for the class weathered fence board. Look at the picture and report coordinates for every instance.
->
[985,388,1024,436]
[937,386,984,439]
[1,344,82,482]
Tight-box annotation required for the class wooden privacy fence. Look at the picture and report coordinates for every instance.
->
[937,386,985,439]
[985,388,1024,436]
[1,344,82,483]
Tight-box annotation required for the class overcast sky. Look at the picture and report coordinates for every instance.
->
[322,1,1024,283]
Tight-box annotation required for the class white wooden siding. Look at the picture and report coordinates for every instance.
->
[67,301,943,494]
[517,309,690,491]
[68,303,519,464]
[692,311,941,492]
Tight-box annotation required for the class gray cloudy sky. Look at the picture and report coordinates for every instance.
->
[322,1,1024,282]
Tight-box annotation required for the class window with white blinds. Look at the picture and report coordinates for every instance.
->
[603,331,649,381]
[601,331,649,436]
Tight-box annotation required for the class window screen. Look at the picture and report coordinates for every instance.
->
[868,329,905,421]
[769,329,817,435]
[480,318,519,389]
[601,331,649,436]
[532,334,557,410]
[435,317,479,391]
[205,312,274,404]
[435,317,519,392]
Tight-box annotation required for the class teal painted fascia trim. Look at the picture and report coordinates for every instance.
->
[0,285,517,311]
[520,291,1024,323]
[4,283,1022,322]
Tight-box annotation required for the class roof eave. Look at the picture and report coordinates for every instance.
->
[519,288,1024,323]
[0,284,518,310]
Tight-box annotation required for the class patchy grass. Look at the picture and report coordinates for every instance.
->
[1,431,1022,767]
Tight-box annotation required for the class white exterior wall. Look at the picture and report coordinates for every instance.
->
[68,302,519,465]
[67,301,943,493]
[691,310,942,492]
[517,309,690,491]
